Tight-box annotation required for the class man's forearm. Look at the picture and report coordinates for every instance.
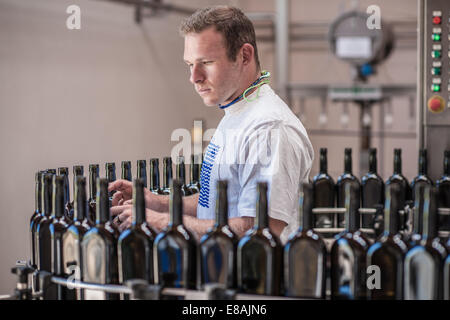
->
[146,191,199,217]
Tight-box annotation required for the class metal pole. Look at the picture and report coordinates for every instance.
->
[275,0,289,102]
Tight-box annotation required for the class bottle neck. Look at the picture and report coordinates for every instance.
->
[413,186,424,234]
[74,178,87,221]
[418,150,428,175]
[163,159,173,189]
[150,159,160,190]
[106,164,116,183]
[169,180,183,226]
[42,175,53,217]
[137,161,147,188]
[255,183,269,229]
[176,160,186,185]
[96,179,110,224]
[344,150,352,174]
[121,162,132,181]
[215,181,228,227]
[35,172,42,213]
[319,149,328,174]
[369,150,377,174]
[299,183,313,230]
[384,185,399,234]
[344,184,359,232]
[393,150,402,174]
[89,165,99,201]
[53,177,65,219]
[133,179,146,225]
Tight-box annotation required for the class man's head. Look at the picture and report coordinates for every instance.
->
[180,6,261,106]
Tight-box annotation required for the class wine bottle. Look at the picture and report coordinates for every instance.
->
[50,175,70,300]
[106,162,117,202]
[149,158,163,195]
[30,171,43,269]
[312,148,335,228]
[154,179,197,289]
[284,182,327,298]
[361,148,385,229]
[36,173,54,273]
[366,184,408,300]
[88,164,99,225]
[336,148,361,228]
[121,161,132,182]
[62,176,91,300]
[118,178,156,299]
[404,185,447,300]
[176,156,192,196]
[411,149,433,201]
[160,157,173,195]
[331,183,369,300]
[136,160,148,189]
[407,185,425,248]
[237,182,283,296]
[186,154,201,195]
[199,180,238,288]
[437,150,450,232]
[445,249,450,300]
[81,178,119,300]
[385,149,411,232]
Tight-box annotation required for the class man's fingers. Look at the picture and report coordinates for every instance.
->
[110,204,132,217]
[111,191,123,207]
[119,217,132,232]
[108,179,132,193]
[123,199,133,205]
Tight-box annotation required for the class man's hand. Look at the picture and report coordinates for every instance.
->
[109,179,133,206]
[110,204,132,232]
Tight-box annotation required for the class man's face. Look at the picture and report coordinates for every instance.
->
[183,27,242,106]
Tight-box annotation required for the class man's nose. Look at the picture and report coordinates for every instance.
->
[190,65,205,84]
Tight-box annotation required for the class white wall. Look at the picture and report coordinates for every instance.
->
[0,0,418,295]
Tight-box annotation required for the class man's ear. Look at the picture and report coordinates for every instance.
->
[241,43,254,66]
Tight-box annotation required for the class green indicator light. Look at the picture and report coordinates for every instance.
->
[432,33,441,41]
[432,50,441,58]
[431,84,441,92]
[432,67,441,75]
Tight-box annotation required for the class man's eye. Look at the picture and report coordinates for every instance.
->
[203,61,213,65]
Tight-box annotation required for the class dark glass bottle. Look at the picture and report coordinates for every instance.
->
[136,160,148,189]
[336,148,361,228]
[176,156,193,196]
[237,182,283,296]
[436,150,450,232]
[404,185,447,300]
[106,162,117,203]
[331,183,369,300]
[30,171,43,269]
[186,154,201,195]
[366,184,408,300]
[121,161,132,182]
[81,178,120,300]
[200,180,238,288]
[118,178,156,293]
[161,157,173,195]
[154,179,197,289]
[407,185,425,248]
[386,149,411,231]
[50,175,70,300]
[149,158,163,195]
[445,249,450,300]
[58,167,73,223]
[88,164,99,225]
[361,148,385,228]
[62,176,91,300]
[411,149,433,201]
[284,182,327,299]
[312,148,335,228]
[36,173,54,273]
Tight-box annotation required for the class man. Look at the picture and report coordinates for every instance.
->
[109,6,313,243]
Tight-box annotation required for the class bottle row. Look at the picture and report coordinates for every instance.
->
[30,170,450,300]
[313,148,450,230]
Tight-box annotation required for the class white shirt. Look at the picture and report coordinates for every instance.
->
[197,84,314,244]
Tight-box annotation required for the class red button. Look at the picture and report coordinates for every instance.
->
[433,16,441,24]
[428,96,444,113]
